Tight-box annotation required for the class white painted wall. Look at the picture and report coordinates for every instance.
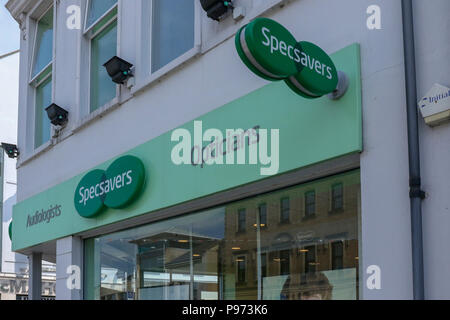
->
[9,0,450,299]
[413,0,450,300]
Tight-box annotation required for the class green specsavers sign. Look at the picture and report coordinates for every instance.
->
[236,18,338,98]
[74,155,146,218]
[11,44,361,252]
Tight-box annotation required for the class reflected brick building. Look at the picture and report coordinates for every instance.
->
[223,170,360,300]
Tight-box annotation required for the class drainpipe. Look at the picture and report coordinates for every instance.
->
[401,0,425,300]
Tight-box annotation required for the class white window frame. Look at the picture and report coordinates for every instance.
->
[27,1,55,156]
[82,0,120,119]
[131,0,201,95]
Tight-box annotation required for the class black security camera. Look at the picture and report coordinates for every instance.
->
[1,143,19,159]
[45,104,69,126]
[103,56,134,84]
[200,0,233,21]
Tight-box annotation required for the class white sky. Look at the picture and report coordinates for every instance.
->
[0,0,20,56]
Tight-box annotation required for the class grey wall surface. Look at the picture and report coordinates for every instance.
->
[10,0,450,299]
[413,0,450,300]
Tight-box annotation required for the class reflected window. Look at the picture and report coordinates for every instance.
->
[304,245,316,274]
[261,253,267,278]
[237,257,246,284]
[237,209,246,232]
[331,183,344,211]
[280,198,290,223]
[279,250,290,276]
[331,241,344,270]
[305,191,316,217]
[258,204,267,227]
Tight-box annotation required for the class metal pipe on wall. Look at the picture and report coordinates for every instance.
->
[401,0,425,300]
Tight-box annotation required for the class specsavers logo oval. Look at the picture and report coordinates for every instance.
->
[236,18,298,80]
[235,18,339,99]
[285,41,338,98]
[74,155,146,218]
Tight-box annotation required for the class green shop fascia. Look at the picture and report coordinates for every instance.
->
[11,20,362,298]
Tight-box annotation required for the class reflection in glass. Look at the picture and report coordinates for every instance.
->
[237,209,246,232]
[151,0,195,72]
[32,8,53,78]
[331,241,344,270]
[332,183,344,211]
[258,204,267,227]
[85,170,361,300]
[280,198,290,223]
[86,0,117,29]
[305,191,316,217]
[90,21,117,112]
[35,77,52,148]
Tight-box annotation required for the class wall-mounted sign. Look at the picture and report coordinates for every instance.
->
[11,44,361,252]
[74,155,145,218]
[236,18,298,80]
[26,204,62,228]
[418,83,450,127]
[236,18,342,99]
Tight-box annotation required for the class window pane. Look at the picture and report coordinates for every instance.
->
[85,208,225,300]
[35,77,52,149]
[86,0,117,29]
[151,0,195,72]
[32,8,53,78]
[84,170,361,300]
[90,21,117,112]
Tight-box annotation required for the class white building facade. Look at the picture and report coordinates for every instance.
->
[0,50,56,300]
[5,0,450,300]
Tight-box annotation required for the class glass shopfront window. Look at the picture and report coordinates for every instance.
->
[84,169,361,300]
